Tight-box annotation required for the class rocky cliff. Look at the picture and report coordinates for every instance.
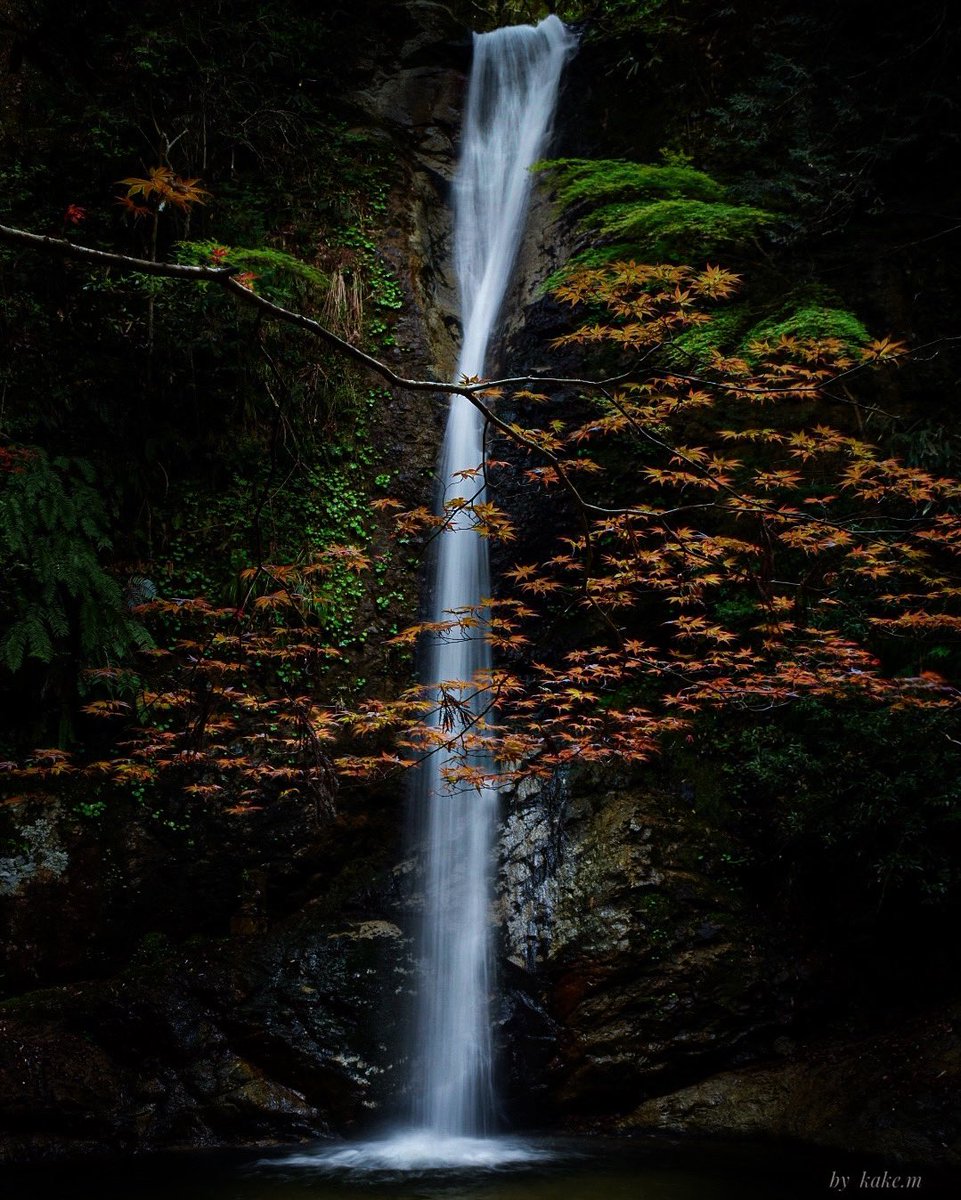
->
[1,0,960,1175]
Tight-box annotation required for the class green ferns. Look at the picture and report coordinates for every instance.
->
[533,157,724,207]
[588,198,773,261]
[0,450,151,672]
[175,241,329,298]
[669,298,871,368]
[744,304,870,352]
[537,156,774,265]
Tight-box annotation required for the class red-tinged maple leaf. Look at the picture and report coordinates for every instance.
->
[118,166,209,210]
[30,748,72,763]
[81,700,132,717]
[115,195,151,219]
[861,336,908,361]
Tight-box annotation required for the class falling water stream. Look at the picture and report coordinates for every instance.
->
[413,11,576,1146]
[4,19,953,1200]
[17,17,952,1200]
[270,16,574,1173]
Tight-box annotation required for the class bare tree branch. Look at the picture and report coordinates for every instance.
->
[0,220,952,549]
[0,221,607,527]
[0,222,242,281]
[2,222,951,406]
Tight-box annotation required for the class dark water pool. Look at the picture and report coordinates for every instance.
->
[1,1136,957,1199]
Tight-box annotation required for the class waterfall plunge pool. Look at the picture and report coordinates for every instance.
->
[4,1137,955,1199]
[273,1131,550,1170]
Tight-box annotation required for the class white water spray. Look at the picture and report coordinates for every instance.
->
[270,16,574,1173]
[413,14,575,1146]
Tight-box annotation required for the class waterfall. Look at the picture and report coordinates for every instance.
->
[276,15,575,1173]
[412,13,575,1143]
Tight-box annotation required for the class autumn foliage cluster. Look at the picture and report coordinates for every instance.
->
[3,258,959,808]
[343,262,958,788]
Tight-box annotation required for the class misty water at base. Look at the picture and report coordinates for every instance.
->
[284,15,577,1174]
[406,12,576,1145]
[1,1137,911,1200]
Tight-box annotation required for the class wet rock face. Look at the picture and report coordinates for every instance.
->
[0,715,420,1162]
[497,768,795,1123]
[0,787,360,996]
[0,748,417,1164]
[348,2,467,527]
[0,1,466,1163]
[496,770,961,1170]
[0,914,412,1163]
[354,0,467,384]
[620,1002,961,1169]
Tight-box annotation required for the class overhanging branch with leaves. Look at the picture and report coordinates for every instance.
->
[2,222,960,799]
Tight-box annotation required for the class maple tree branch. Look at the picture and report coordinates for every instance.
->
[0,224,635,513]
[0,224,621,615]
[0,222,244,282]
[0,222,603,404]
[0,222,947,552]
[589,384,930,537]
[648,367,889,401]
[0,221,473,391]
[4,221,949,414]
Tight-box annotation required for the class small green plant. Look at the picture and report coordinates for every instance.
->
[535,157,724,209]
[75,797,107,820]
[0,448,151,674]
[742,303,870,355]
[538,155,775,276]
[176,240,329,300]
